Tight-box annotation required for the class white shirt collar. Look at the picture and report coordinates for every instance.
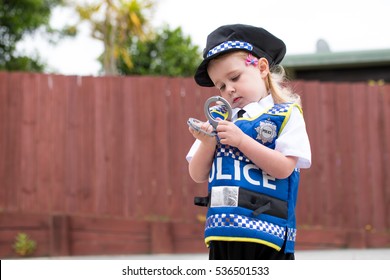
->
[232,94,274,119]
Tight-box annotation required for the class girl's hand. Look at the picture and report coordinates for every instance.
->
[216,120,245,147]
[188,121,217,146]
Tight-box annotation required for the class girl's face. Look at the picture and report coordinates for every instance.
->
[207,52,269,109]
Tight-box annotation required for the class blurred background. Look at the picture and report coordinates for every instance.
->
[0,0,389,259]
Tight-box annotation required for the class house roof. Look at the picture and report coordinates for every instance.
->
[282,48,390,70]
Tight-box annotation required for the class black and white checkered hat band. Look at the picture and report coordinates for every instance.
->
[207,41,253,58]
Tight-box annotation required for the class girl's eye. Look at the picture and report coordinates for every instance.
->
[219,85,226,91]
[231,75,239,82]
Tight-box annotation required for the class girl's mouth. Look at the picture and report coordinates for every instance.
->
[233,97,241,104]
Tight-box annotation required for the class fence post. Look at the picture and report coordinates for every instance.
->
[50,215,70,256]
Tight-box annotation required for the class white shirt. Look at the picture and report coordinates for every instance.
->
[186,94,312,169]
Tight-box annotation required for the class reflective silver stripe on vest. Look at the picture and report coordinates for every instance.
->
[210,186,288,219]
[210,186,239,207]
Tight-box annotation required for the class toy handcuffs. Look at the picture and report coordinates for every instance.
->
[187,96,232,137]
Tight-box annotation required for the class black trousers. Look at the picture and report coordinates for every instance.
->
[209,241,294,260]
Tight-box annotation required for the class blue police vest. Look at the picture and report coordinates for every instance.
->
[205,102,302,253]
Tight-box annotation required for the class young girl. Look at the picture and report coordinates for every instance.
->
[186,24,311,260]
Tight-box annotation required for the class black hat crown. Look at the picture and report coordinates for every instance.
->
[195,24,286,87]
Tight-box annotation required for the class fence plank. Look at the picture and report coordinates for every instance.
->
[319,82,339,227]
[104,76,127,216]
[3,73,24,211]
[351,83,371,232]
[121,77,140,218]
[366,85,386,232]
[32,74,53,212]
[381,85,390,229]
[167,78,183,220]
[19,73,38,211]
[150,77,171,219]
[300,81,322,226]
[0,72,7,208]
[50,75,72,212]
[64,76,83,213]
[93,76,110,216]
[334,83,356,231]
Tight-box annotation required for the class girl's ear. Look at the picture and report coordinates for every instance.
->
[258,58,270,78]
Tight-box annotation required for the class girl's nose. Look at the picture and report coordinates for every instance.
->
[226,84,236,95]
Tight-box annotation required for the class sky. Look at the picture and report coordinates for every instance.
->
[16,0,390,76]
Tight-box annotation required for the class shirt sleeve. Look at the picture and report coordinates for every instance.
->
[275,106,312,169]
[186,139,200,162]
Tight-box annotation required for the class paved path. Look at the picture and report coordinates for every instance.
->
[43,248,390,260]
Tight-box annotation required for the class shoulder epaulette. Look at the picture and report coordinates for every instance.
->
[266,102,294,115]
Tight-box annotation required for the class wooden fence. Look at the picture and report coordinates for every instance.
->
[0,72,389,258]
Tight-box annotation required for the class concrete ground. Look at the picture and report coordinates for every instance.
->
[42,248,390,260]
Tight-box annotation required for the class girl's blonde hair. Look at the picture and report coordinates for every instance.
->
[267,65,301,106]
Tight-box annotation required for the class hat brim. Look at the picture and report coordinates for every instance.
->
[194,57,214,87]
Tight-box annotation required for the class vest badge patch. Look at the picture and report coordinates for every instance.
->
[255,120,277,144]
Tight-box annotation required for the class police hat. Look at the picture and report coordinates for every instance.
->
[194,24,286,87]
